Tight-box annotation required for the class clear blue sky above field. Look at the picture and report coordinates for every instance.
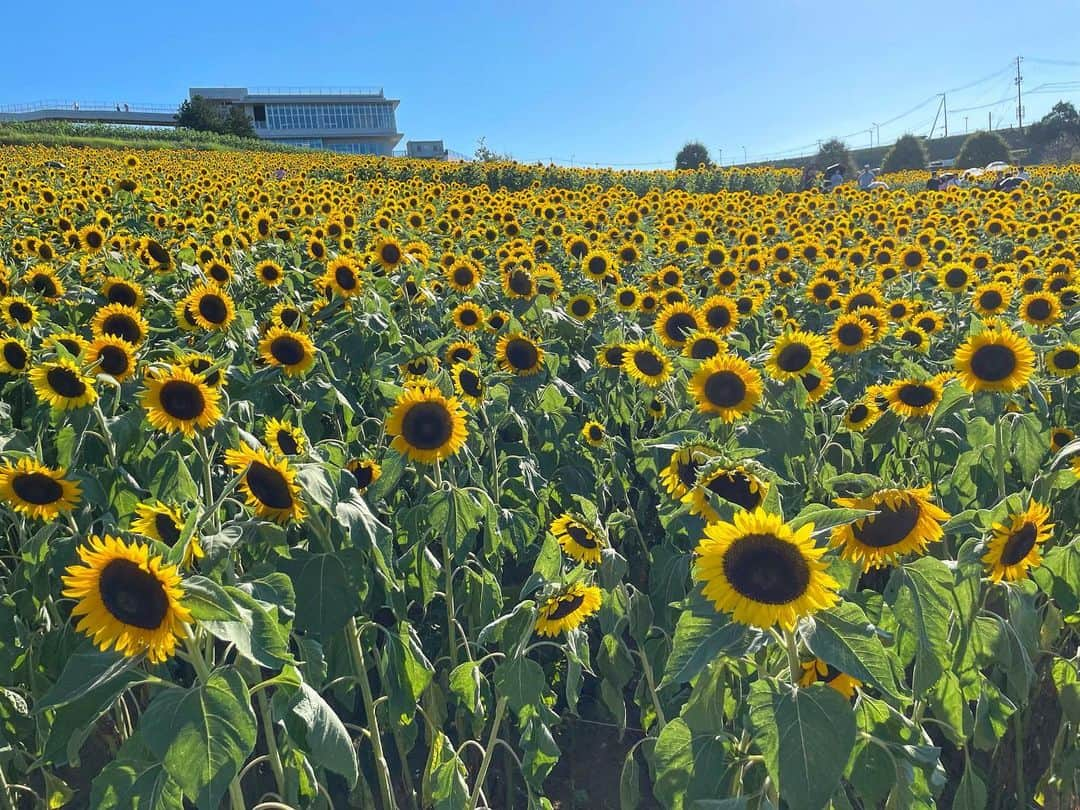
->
[6,0,1080,166]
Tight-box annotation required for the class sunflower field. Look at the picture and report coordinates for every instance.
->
[0,144,1078,810]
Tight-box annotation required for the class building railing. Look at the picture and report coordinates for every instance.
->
[246,86,384,97]
[0,101,176,114]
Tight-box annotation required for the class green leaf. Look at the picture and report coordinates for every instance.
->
[44,671,141,766]
[37,648,139,711]
[620,749,642,810]
[895,557,954,696]
[382,623,434,724]
[281,550,361,637]
[279,679,359,786]
[148,451,198,503]
[494,657,556,724]
[91,736,184,810]
[789,505,875,534]
[421,731,469,810]
[1031,541,1080,615]
[449,662,482,715]
[182,576,241,622]
[805,602,904,701]
[141,668,257,810]
[660,600,752,688]
[929,381,970,432]
[950,757,987,810]
[201,587,291,668]
[1052,657,1080,722]
[652,717,694,810]
[427,487,483,565]
[748,681,856,810]
[928,671,972,746]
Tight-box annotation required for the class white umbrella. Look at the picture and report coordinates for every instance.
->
[985,161,1010,172]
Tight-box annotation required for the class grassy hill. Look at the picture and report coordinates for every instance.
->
[0,120,301,153]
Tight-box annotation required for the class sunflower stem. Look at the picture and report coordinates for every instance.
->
[345,617,397,810]
[783,628,801,686]
[434,461,459,670]
[250,666,286,799]
[465,695,507,810]
[1013,710,1026,806]
[0,760,14,810]
[993,403,1007,500]
[91,401,118,467]
[197,433,219,533]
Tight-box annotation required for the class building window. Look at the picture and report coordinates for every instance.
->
[263,102,394,132]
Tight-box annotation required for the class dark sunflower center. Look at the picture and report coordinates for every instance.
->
[664,313,697,341]
[99,559,170,630]
[849,403,869,422]
[459,308,479,326]
[566,523,598,548]
[108,284,138,307]
[604,346,627,366]
[47,367,87,398]
[904,251,921,268]
[571,299,591,316]
[350,464,374,489]
[159,380,206,420]
[453,267,474,286]
[271,336,306,366]
[690,338,720,359]
[901,330,923,347]
[945,268,968,288]
[247,462,294,509]
[154,512,181,545]
[706,472,762,510]
[450,347,472,363]
[706,306,732,329]
[813,283,832,300]
[777,343,811,372]
[103,314,141,343]
[58,338,82,356]
[11,472,63,504]
[334,265,358,290]
[505,338,539,370]
[3,342,27,369]
[197,295,228,324]
[508,271,532,295]
[546,593,586,620]
[261,265,280,280]
[8,301,32,323]
[587,257,607,275]
[276,429,299,455]
[897,384,936,408]
[704,371,747,407]
[853,501,921,548]
[847,293,876,311]
[32,275,58,297]
[99,345,130,376]
[979,290,1003,309]
[1054,349,1079,370]
[1001,522,1038,566]
[722,533,810,604]
[837,323,864,346]
[85,231,103,249]
[401,401,454,449]
[458,368,482,396]
[718,271,736,286]
[619,291,636,306]
[588,425,603,440]
[1026,298,1051,320]
[676,458,700,487]
[970,344,1017,382]
[633,350,663,376]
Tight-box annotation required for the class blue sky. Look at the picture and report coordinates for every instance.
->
[6,0,1080,165]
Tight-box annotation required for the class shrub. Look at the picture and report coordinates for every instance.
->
[955,130,1010,169]
[881,134,928,173]
[675,142,712,170]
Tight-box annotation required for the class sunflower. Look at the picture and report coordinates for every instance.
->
[551,513,605,564]
[445,341,479,366]
[91,303,148,346]
[886,375,947,420]
[401,356,439,379]
[1019,292,1060,328]
[451,363,486,407]
[535,583,603,637]
[1047,344,1080,378]
[445,258,481,292]
[224,444,306,523]
[597,344,627,369]
[831,486,950,569]
[800,363,834,403]
[496,333,544,376]
[269,302,305,331]
[373,236,406,271]
[141,366,222,436]
[264,417,305,456]
[621,341,671,387]
[895,324,930,353]
[88,336,137,381]
[700,295,739,335]
[686,465,768,522]
[345,458,382,493]
[0,337,29,374]
[259,326,316,377]
[1,295,37,329]
[613,285,641,311]
[581,249,613,281]
[30,359,97,410]
[566,294,596,322]
[325,256,363,298]
[688,353,762,421]
[954,326,1035,393]
[22,265,64,300]
[254,259,285,287]
[972,282,1011,317]
[187,284,236,331]
[1051,427,1075,453]
[177,352,226,388]
[131,502,204,569]
[683,330,725,360]
[799,658,861,699]
[452,302,485,331]
[941,263,972,292]
[766,330,830,381]
[502,267,536,300]
[386,384,468,464]
[44,332,90,360]
[693,508,838,630]
[582,420,606,446]
[654,302,702,348]
[843,399,880,432]
[0,458,81,520]
[983,501,1053,583]
[829,314,872,354]
[61,535,191,664]
[659,444,717,500]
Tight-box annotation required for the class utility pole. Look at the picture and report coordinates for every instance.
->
[1015,55,1024,129]
[988,111,992,130]
[718,148,723,166]
[942,94,948,137]
[872,122,880,147]
[964,116,968,134]
[742,145,748,163]
[868,129,874,149]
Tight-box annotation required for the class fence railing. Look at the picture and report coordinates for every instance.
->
[0,101,176,114]
[246,87,384,97]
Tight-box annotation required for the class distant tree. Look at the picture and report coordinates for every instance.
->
[881,133,928,173]
[224,105,256,139]
[1039,132,1080,165]
[176,95,224,132]
[473,137,509,162]
[675,142,712,170]
[814,138,855,176]
[1028,101,1080,159]
[955,130,1011,169]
